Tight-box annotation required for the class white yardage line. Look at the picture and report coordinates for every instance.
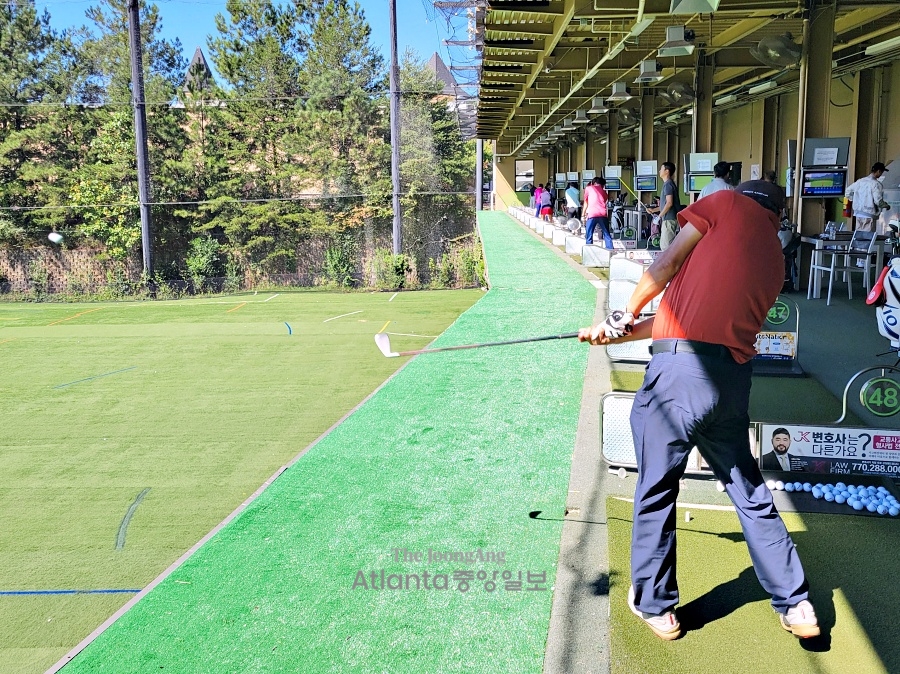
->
[263,294,279,302]
[388,292,398,302]
[323,310,362,323]
[386,332,438,338]
[611,496,735,512]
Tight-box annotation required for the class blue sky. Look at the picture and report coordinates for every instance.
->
[39,0,477,77]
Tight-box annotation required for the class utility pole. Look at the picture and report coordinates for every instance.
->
[389,0,402,255]
[475,139,483,210]
[127,0,153,276]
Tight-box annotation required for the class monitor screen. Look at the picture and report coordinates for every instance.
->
[606,178,622,191]
[801,170,846,197]
[689,174,715,192]
[635,176,658,192]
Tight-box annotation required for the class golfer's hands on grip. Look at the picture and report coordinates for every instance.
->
[578,310,634,345]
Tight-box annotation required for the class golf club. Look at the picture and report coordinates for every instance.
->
[374,331,581,358]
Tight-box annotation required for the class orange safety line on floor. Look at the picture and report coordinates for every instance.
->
[47,307,103,326]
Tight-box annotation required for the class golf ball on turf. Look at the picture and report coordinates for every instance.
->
[835,494,846,504]
[812,488,822,499]
[775,481,785,490]
[793,482,803,491]
[878,505,889,515]
[803,483,812,492]
[836,482,846,490]
[867,503,879,513]
[784,482,795,492]
[853,500,865,511]
[890,507,900,517]
[48,232,63,244]
[824,491,835,502]
[715,481,726,492]
[766,479,776,490]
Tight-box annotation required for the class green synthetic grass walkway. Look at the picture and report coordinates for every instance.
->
[0,290,480,674]
[608,497,900,674]
[61,213,597,673]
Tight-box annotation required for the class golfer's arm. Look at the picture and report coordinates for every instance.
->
[611,316,654,343]
[625,223,704,316]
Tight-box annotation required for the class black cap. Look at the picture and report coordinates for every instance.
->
[873,162,889,173]
[734,180,784,215]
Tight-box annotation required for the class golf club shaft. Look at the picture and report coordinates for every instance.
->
[395,332,581,357]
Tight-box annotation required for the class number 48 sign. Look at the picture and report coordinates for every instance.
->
[861,378,900,417]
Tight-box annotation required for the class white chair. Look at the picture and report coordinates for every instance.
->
[807,230,877,305]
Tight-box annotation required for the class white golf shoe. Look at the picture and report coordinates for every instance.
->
[779,599,820,638]
[628,585,682,640]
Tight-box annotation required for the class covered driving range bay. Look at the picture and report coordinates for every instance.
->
[55,212,597,672]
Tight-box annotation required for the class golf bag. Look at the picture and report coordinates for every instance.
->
[778,220,801,293]
[609,194,626,234]
[869,259,900,349]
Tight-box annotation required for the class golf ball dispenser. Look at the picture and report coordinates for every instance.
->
[601,364,900,498]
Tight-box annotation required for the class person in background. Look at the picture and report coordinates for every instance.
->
[529,183,537,210]
[583,176,612,248]
[565,181,582,220]
[649,162,682,250]
[534,183,544,218]
[698,161,734,199]
[539,183,554,222]
[846,162,890,232]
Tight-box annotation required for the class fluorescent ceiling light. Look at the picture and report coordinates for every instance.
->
[666,114,682,123]
[608,82,633,102]
[589,97,609,114]
[654,120,661,126]
[748,80,777,95]
[657,25,695,58]
[634,60,664,84]
[714,94,737,106]
[865,35,900,57]
[670,0,721,13]
[686,109,693,116]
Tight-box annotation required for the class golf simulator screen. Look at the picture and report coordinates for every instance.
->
[635,176,658,192]
[801,170,846,197]
[689,174,714,192]
[606,178,622,191]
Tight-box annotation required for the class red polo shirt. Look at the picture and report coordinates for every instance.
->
[651,190,783,363]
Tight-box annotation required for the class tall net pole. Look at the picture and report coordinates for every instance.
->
[389,0,402,255]
[127,0,153,276]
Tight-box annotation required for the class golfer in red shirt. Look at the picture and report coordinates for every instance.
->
[579,181,818,641]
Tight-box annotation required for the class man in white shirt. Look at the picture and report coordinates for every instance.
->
[564,182,581,219]
[698,161,734,199]
[846,162,890,232]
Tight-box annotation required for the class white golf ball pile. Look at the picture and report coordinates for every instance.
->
[765,479,900,516]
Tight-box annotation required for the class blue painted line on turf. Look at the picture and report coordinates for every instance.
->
[0,589,141,596]
[53,366,136,389]
[116,488,150,551]
[285,322,292,335]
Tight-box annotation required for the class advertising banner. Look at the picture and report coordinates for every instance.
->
[760,424,900,477]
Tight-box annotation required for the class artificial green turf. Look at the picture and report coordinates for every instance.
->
[0,289,481,674]
[59,213,598,673]
[607,497,900,674]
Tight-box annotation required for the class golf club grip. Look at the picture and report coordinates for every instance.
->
[398,332,581,356]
